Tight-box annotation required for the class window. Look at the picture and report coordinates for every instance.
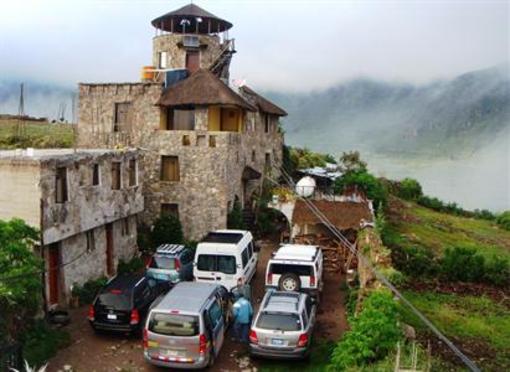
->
[111,162,122,190]
[86,230,95,252]
[182,135,191,146]
[160,156,180,181]
[149,255,176,269]
[241,248,249,268]
[159,51,168,69]
[55,167,68,203]
[197,255,236,274]
[166,108,195,130]
[208,301,222,328]
[256,312,301,331]
[264,114,270,133]
[252,150,256,162]
[92,164,100,186]
[121,218,130,236]
[269,264,312,276]
[161,203,179,218]
[209,135,216,148]
[114,102,130,132]
[128,159,137,186]
[248,242,254,259]
[265,153,271,168]
[149,313,199,337]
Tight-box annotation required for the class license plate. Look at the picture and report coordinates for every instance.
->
[271,338,284,346]
[107,314,117,320]
[163,349,180,357]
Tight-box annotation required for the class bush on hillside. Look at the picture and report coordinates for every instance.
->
[334,169,388,209]
[152,214,184,247]
[391,245,438,278]
[441,247,486,282]
[484,255,510,286]
[397,178,423,201]
[496,211,510,231]
[329,290,401,370]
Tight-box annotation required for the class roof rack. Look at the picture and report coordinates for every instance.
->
[155,244,186,255]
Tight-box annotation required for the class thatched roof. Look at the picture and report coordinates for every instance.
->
[157,69,255,110]
[152,3,233,34]
[240,86,287,116]
[292,199,373,231]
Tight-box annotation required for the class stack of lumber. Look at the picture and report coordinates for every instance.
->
[294,234,358,273]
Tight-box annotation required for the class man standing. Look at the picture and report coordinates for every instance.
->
[232,293,253,343]
[232,277,252,302]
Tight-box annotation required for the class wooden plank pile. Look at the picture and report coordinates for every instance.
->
[294,234,358,273]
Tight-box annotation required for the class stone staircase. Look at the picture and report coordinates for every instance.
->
[242,208,255,230]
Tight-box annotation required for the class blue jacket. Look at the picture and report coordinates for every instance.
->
[233,297,253,325]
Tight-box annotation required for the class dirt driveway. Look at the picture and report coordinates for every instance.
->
[48,239,347,372]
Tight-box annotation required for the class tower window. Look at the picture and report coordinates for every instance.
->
[114,102,130,132]
[159,52,168,69]
[166,108,195,130]
[264,114,270,133]
[55,167,68,203]
[111,162,122,190]
[128,159,138,186]
[92,163,100,186]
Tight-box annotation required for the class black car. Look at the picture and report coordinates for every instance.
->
[88,273,166,334]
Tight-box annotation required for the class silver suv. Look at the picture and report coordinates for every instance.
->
[265,244,323,298]
[249,291,317,359]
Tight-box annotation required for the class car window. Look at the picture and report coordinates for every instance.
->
[301,309,308,328]
[248,242,254,258]
[208,300,223,328]
[149,255,176,270]
[149,313,199,336]
[97,291,131,311]
[197,254,217,271]
[217,255,236,274]
[241,248,249,268]
[256,312,301,331]
[269,263,313,276]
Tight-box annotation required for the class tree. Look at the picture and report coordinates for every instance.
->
[227,200,245,230]
[0,218,42,341]
[339,151,367,173]
[398,178,423,201]
[334,169,388,209]
[151,214,184,247]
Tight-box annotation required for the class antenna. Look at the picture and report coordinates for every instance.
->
[16,83,26,138]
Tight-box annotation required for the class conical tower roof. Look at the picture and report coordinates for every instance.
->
[152,3,233,34]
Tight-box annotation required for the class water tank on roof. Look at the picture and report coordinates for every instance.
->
[296,176,316,198]
[165,69,188,88]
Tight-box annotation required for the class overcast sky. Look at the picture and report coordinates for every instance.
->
[1,0,508,91]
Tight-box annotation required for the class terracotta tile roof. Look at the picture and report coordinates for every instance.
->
[157,69,255,110]
[240,86,288,116]
[292,199,373,231]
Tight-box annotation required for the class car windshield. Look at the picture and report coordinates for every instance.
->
[257,312,301,331]
[97,291,131,311]
[149,255,176,270]
[269,263,312,276]
[149,313,199,336]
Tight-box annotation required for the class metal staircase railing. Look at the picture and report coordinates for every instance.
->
[209,38,236,74]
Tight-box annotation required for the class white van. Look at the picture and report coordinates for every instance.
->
[193,230,257,290]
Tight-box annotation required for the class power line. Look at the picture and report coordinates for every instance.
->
[272,161,481,372]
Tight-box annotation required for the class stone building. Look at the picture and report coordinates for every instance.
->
[0,149,143,307]
[77,3,287,240]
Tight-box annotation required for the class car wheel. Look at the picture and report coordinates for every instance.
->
[278,273,301,292]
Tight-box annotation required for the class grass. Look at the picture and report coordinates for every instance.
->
[387,198,510,259]
[398,291,510,370]
[0,119,74,149]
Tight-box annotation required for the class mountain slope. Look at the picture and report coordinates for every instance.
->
[268,64,510,158]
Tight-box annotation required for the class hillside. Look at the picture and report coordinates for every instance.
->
[385,197,510,370]
[269,64,510,158]
[0,119,74,149]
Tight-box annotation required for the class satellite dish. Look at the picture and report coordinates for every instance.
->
[296,176,316,198]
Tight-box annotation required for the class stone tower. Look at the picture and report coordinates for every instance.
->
[151,3,235,80]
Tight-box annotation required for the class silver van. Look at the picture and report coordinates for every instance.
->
[249,290,317,359]
[143,282,231,369]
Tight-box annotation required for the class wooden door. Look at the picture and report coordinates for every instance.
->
[106,223,114,276]
[48,243,60,305]
[186,51,200,74]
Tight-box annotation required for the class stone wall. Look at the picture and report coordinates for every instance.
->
[39,150,144,245]
[152,34,223,72]
[0,159,41,227]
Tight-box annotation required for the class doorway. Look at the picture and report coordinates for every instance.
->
[185,51,200,74]
[48,243,60,305]
[105,223,114,276]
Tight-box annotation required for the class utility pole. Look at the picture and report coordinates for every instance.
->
[16,83,26,138]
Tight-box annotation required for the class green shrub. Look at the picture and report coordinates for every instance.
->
[71,277,107,305]
[496,211,510,231]
[256,208,279,235]
[227,200,245,230]
[417,195,445,211]
[334,170,388,209]
[484,255,510,286]
[329,290,401,370]
[117,256,144,274]
[152,214,184,247]
[136,223,153,254]
[440,247,485,283]
[397,178,423,201]
[22,320,70,366]
[391,245,438,278]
